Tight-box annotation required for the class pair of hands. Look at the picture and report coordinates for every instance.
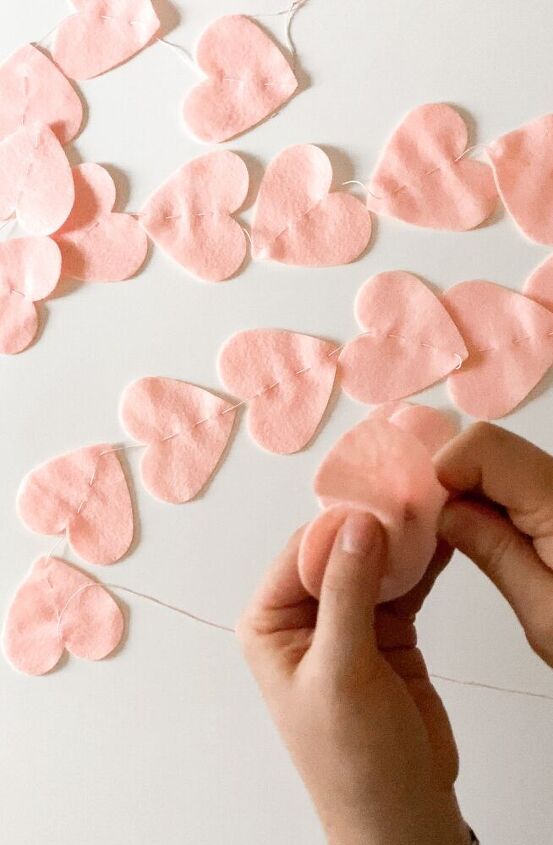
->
[238,423,553,845]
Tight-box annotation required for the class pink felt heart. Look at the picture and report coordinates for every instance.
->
[487,115,553,244]
[51,0,160,80]
[182,15,298,144]
[0,44,82,144]
[444,281,553,419]
[524,254,553,312]
[0,236,61,354]
[3,556,124,676]
[0,123,74,236]
[218,329,338,454]
[366,103,498,230]
[54,163,148,282]
[339,271,468,403]
[252,145,372,266]
[368,401,459,456]
[120,377,237,504]
[141,151,249,282]
[299,418,447,603]
[17,444,134,565]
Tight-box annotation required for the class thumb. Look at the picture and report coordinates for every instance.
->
[439,499,553,664]
[313,511,386,664]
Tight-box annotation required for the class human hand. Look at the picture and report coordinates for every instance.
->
[436,422,553,667]
[238,513,471,845]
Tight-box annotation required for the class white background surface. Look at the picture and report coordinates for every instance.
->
[1,1,553,843]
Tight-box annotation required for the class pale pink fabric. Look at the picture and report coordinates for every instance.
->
[51,0,160,80]
[3,556,124,676]
[0,44,82,144]
[525,254,553,312]
[141,151,249,282]
[0,123,74,236]
[120,377,237,504]
[444,281,553,419]
[17,444,134,565]
[218,329,338,454]
[299,419,448,603]
[339,271,468,403]
[54,163,148,282]
[368,401,459,456]
[0,237,61,354]
[367,103,498,230]
[487,115,553,244]
[252,145,372,266]
[183,15,298,144]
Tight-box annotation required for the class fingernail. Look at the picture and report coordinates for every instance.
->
[340,511,380,555]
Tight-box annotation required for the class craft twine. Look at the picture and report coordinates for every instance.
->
[53,576,553,704]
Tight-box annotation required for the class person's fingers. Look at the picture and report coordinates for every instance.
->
[313,511,386,666]
[435,422,553,566]
[439,499,553,666]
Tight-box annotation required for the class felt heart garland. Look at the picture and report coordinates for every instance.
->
[182,15,299,144]
[0,237,61,354]
[120,377,237,504]
[0,44,82,144]
[339,271,468,403]
[3,556,124,676]
[54,163,148,282]
[218,329,339,454]
[51,0,161,81]
[17,444,134,565]
[299,415,450,603]
[252,145,372,266]
[366,103,498,231]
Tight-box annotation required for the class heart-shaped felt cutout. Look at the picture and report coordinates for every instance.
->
[141,151,249,282]
[444,280,553,418]
[524,254,553,312]
[54,163,148,282]
[182,15,298,144]
[0,236,61,354]
[120,377,237,504]
[339,271,468,403]
[0,44,82,144]
[368,401,459,456]
[487,115,553,244]
[0,123,74,235]
[51,0,160,81]
[299,418,447,603]
[367,103,498,230]
[218,329,338,454]
[3,556,124,676]
[17,444,134,565]
[252,145,372,266]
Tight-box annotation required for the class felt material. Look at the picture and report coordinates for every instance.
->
[299,418,447,603]
[252,145,372,266]
[0,123,74,236]
[487,115,553,244]
[120,377,237,504]
[141,151,249,282]
[524,254,553,313]
[218,329,338,454]
[0,44,82,144]
[0,237,61,354]
[3,556,124,676]
[51,0,160,81]
[54,163,148,282]
[339,271,468,403]
[17,444,134,565]
[368,401,459,456]
[182,15,298,144]
[444,281,553,419]
[366,103,498,231]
